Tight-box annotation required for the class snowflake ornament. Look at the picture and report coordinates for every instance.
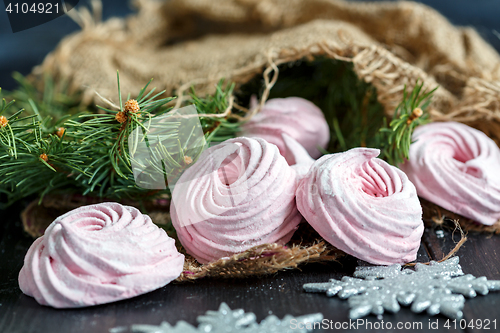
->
[115,302,323,333]
[303,257,500,320]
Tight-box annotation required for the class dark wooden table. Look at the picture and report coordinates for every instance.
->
[1,201,500,333]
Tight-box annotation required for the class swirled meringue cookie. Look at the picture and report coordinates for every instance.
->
[296,148,424,265]
[170,137,301,263]
[239,96,330,164]
[400,122,500,225]
[18,203,184,308]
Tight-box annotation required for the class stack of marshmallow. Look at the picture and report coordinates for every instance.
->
[19,96,500,309]
[172,97,425,265]
[172,97,500,265]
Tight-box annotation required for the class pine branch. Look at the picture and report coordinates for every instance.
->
[0,74,240,207]
[377,81,437,165]
[5,72,83,131]
[0,88,81,205]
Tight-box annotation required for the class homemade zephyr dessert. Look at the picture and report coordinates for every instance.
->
[239,97,330,165]
[400,121,500,225]
[18,203,184,308]
[296,148,424,265]
[171,137,302,263]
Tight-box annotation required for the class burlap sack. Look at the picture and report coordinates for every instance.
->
[25,0,500,278]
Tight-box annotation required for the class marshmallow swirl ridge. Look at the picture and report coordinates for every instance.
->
[296,148,424,265]
[400,121,500,225]
[18,202,184,308]
[171,137,301,263]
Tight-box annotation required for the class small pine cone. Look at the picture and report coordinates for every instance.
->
[0,116,8,128]
[56,127,65,138]
[412,107,423,118]
[407,107,423,124]
[124,99,140,114]
[184,156,193,165]
[115,111,128,124]
[40,153,48,162]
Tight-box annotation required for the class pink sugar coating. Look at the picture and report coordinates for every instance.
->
[170,137,302,264]
[400,122,500,225]
[18,202,184,308]
[296,148,424,265]
[239,97,330,164]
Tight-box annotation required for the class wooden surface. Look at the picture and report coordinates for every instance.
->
[1,202,500,333]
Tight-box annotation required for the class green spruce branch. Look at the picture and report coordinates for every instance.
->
[5,72,83,131]
[0,74,240,207]
[377,81,437,166]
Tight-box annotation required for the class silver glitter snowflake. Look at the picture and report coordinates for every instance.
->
[112,302,323,333]
[303,257,500,320]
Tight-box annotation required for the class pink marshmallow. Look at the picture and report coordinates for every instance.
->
[239,97,330,164]
[296,148,424,265]
[400,121,500,225]
[18,202,184,308]
[170,137,301,264]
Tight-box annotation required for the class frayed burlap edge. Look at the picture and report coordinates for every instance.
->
[429,77,500,146]
[171,38,455,123]
[176,242,344,282]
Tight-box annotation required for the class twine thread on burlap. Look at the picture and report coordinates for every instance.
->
[169,39,452,124]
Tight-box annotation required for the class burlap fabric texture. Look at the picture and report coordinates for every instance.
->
[25,0,500,278]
